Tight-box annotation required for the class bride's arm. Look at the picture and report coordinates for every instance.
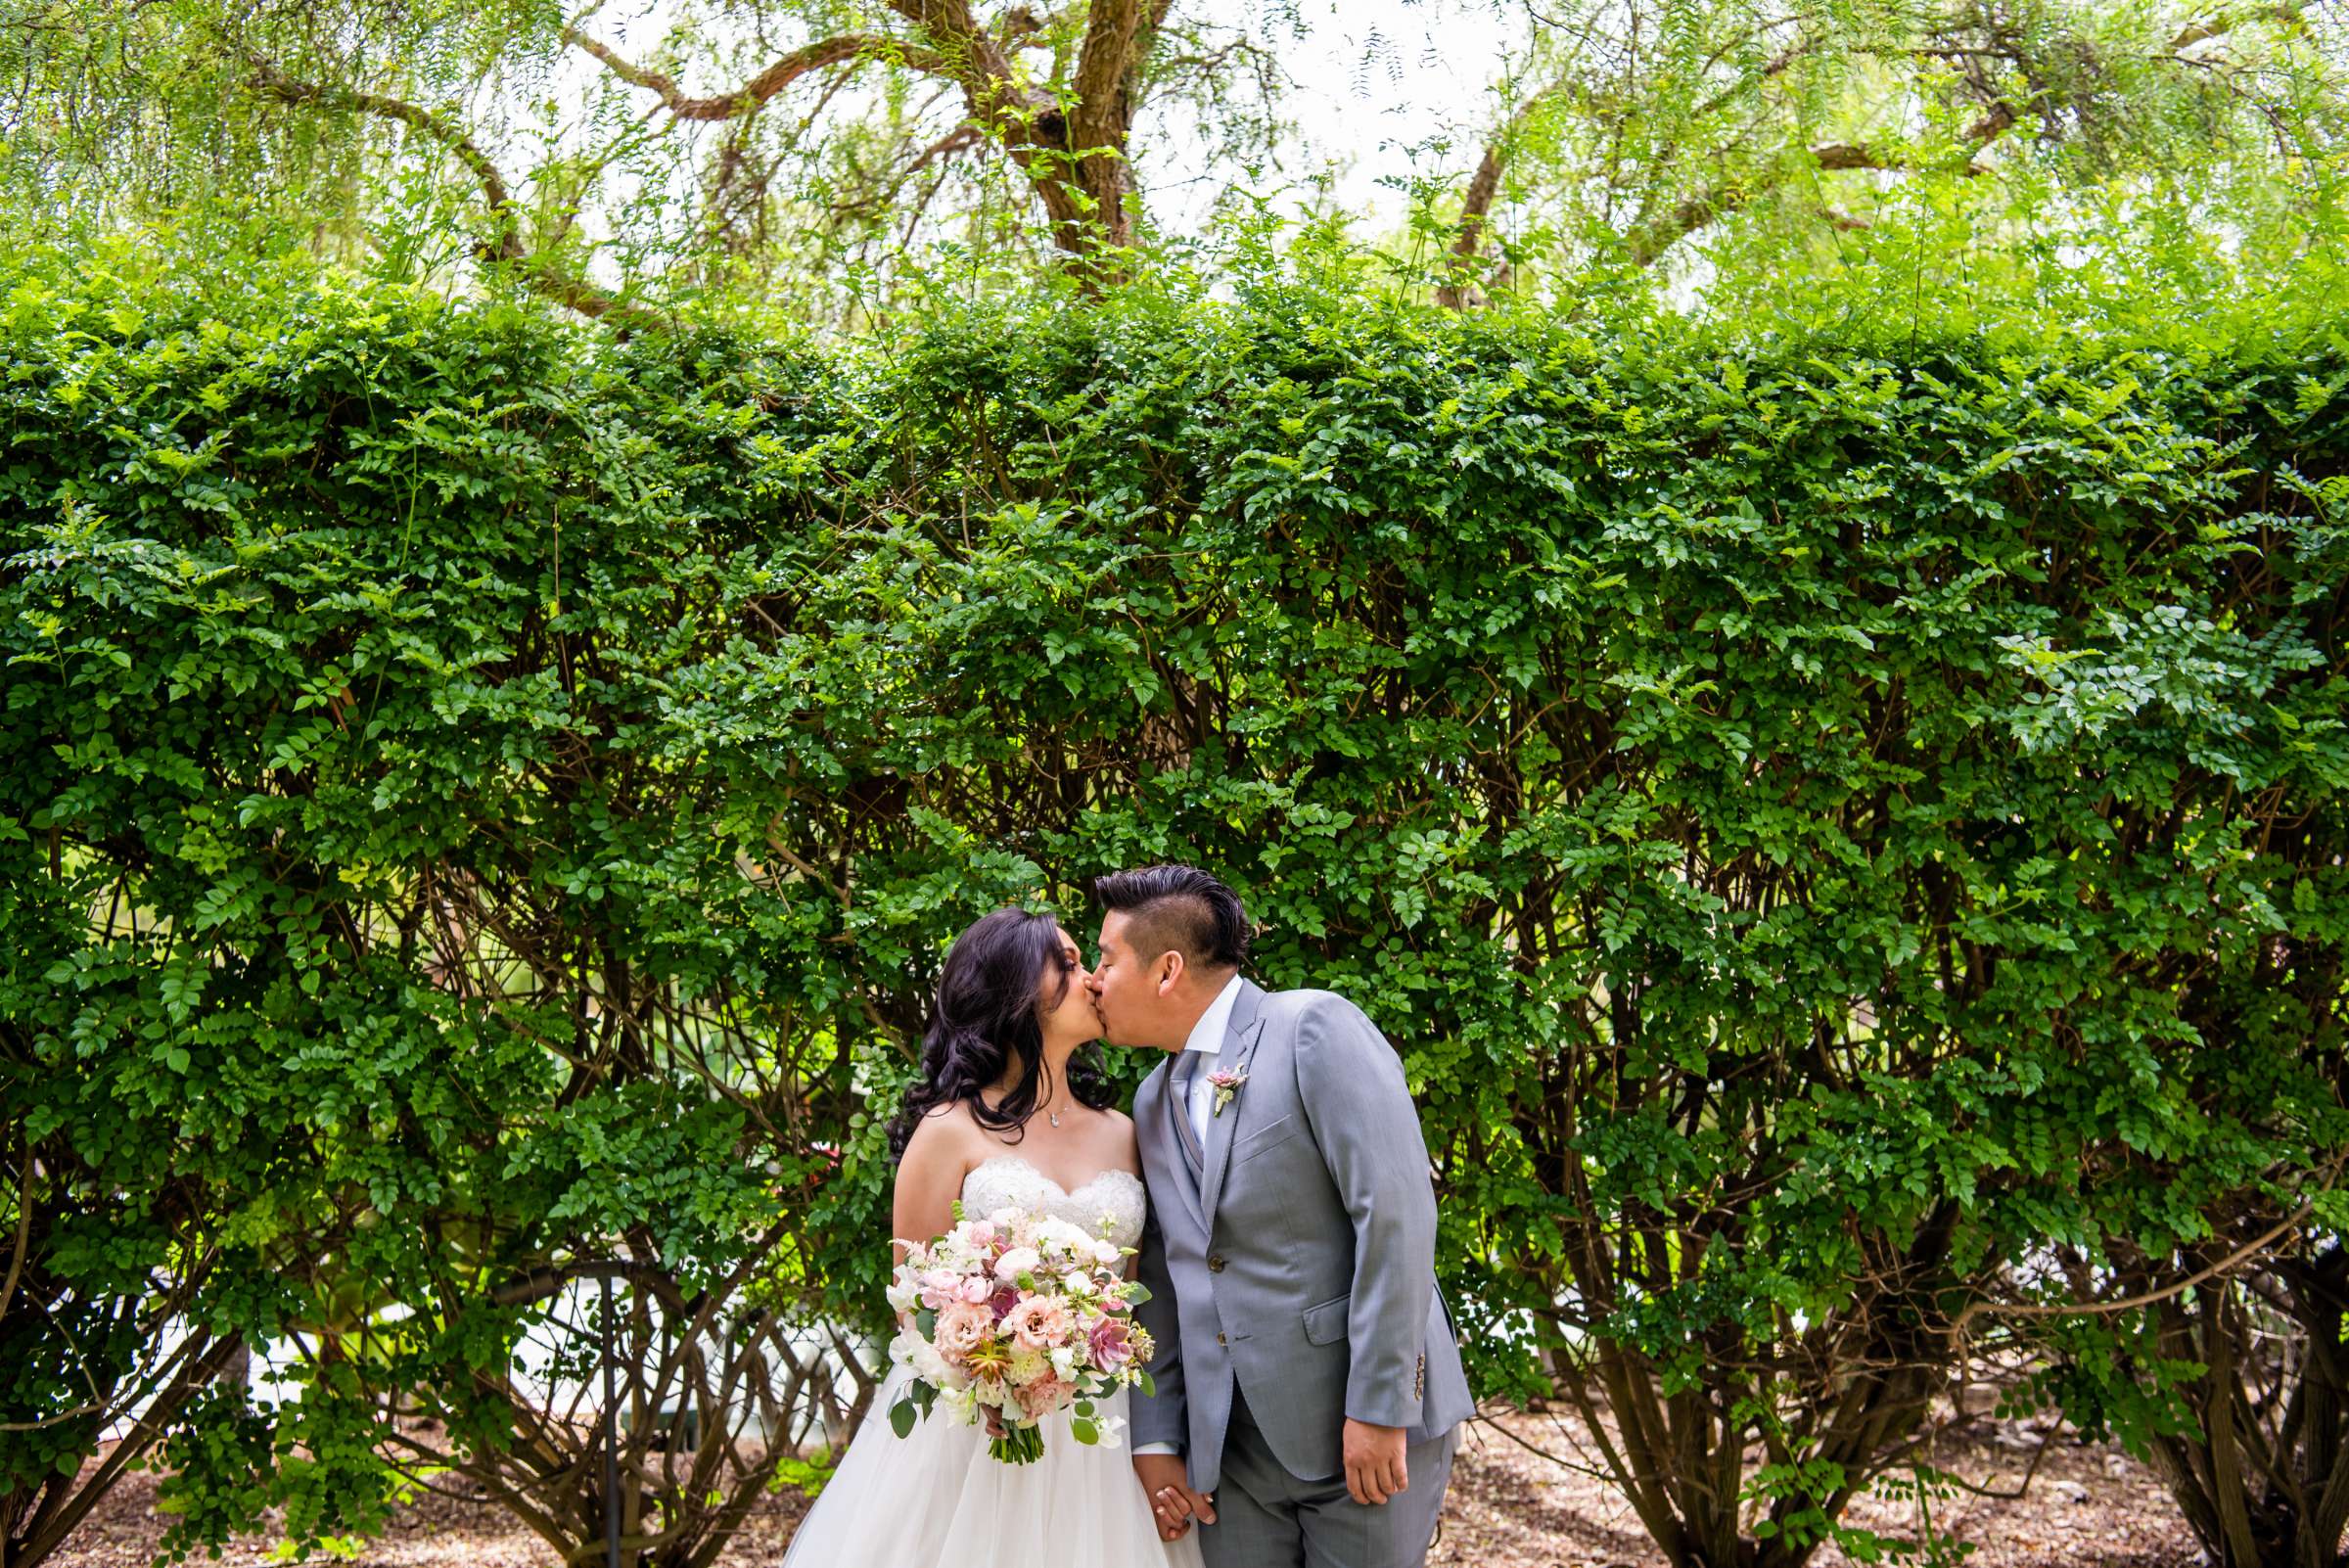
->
[890,1112,968,1322]
[1118,1112,1187,1455]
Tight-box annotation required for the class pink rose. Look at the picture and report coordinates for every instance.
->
[1014,1373,1070,1421]
[966,1220,997,1248]
[959,1276,994,1306]
[934,1300,993,1360]
[1002,1296,1074,1351]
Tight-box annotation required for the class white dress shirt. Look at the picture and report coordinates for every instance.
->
[1133,972,1245,1459]
[1178,972,1245,1150]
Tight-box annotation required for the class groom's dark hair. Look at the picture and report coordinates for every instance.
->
[1093,864,1250,973]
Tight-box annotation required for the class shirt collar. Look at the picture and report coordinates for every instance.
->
[1179,973,1245,1056]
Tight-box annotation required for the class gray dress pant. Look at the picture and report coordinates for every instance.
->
[1196,1386,1457,1568]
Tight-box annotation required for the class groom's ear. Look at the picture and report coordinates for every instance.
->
[1153,948,1187,997]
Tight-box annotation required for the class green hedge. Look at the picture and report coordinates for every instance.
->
[3,260,2346,1568]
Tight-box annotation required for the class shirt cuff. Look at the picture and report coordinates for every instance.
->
[1130,1442,1181,1456]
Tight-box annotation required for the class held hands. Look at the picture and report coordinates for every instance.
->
[1127,1421,1404,1532]
[1343,1418,1409,1506]
[1132,1453,1216,1542]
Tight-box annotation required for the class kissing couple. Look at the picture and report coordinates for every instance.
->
[781,863,1473,1568]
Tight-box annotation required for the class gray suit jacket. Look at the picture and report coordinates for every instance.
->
[1130,979,1475,1494]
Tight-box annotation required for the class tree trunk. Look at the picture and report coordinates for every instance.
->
[2133,1257,2349,1568]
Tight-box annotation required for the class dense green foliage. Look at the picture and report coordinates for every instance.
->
[3,252,2346,1567]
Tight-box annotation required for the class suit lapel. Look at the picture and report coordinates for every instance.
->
[1169,1052,1206,1169]
[1160,1053,1207,1227]
[1197,979,1267,1230]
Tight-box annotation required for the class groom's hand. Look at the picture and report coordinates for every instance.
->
[1132,1453,1215,1540]
[1343,1418,1409,1505]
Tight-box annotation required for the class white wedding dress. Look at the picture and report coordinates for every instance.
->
[780,1154,1204,1567]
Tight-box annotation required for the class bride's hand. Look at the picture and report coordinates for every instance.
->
[1133,1453,1214,1541]
[983,1406,1007,1440]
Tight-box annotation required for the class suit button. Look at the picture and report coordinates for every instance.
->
[1207,1255,1225,1272]
[1216,1332,1227,1346]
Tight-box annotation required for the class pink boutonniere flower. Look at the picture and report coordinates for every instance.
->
[1208,1069,1248,1118]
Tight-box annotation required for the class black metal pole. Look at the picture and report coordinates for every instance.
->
[601,1271,621,1568]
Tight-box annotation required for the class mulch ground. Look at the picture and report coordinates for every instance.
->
[1429,1406,2199,1568]
[52,1407,2201,1568]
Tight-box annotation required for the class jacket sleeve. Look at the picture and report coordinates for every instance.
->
[1293,993,1435,1430]
[1124,1067,1187,1451]
[1130,1199,1187,1451]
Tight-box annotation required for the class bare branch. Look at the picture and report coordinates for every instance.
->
[2170,5,2304,51]
[1957,1199,2322,1331]
[247,59,520,257]
[1626,100,2018,268]
[1444,34,1811,307]
[881,0,1019,88]
[1689,35,1813,122]
[488,1257,689,1313]
[562,28,944,120]
[1438,85,1557,310]
[246,60,663,330]
[0,1136,31,1325]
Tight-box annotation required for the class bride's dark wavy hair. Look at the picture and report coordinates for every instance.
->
[888,906,1112,1158]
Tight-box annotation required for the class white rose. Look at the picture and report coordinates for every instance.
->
[994,1246,1041,1282]
[889,1329,951,1385]
[1092,1240,1123,1267]
[1035,1218,1089,1254]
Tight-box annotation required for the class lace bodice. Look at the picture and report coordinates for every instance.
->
[959,1155,1148,1251]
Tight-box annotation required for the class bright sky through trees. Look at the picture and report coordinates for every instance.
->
[1135,1,1530,230]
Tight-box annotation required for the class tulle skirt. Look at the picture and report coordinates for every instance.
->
[781,1363,1204,1568]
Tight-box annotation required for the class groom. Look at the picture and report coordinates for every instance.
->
[1087,864,1473,1568]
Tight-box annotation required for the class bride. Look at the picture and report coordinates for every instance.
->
[781,906,1203,1567]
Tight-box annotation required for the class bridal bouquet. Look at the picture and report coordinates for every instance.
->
[885,1203,1157,1463]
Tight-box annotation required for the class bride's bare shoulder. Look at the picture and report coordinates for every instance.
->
[1092,1105,1139,1160]
[899,1099,987,1166]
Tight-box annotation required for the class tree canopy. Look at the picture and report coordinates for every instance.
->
[7,0,2344,322]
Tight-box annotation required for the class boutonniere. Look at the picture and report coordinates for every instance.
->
[1208,1069,1248,1118]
